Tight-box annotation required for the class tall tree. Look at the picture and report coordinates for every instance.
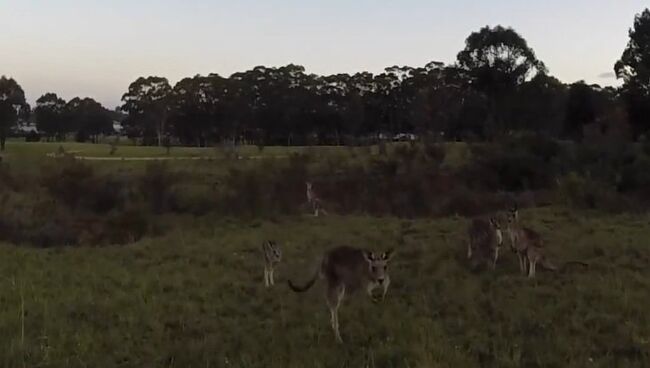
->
[615,9,650,138]
[0,76,29,150]
[457,26,546,138]
[510,74,568,135]
[67,97,113,142]
[564,82,596,140]
[121,77,172,146]
[34,93,67,140]
[564,82,622,140]
[169,74,231,146]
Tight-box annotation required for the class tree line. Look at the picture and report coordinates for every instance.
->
[1,9,650,150]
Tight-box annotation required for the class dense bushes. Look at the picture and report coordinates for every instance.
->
[464,133,562,191]
[2,136,650,247]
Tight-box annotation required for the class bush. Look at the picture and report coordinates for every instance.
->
[41,158,126,213]
[25,131,41,142]
[438,188,515,217]
[41,158,96,209]
[140,162,177,213]
[618,155,650,198]
[102,206,151,245]
[464,147,554,191]
[555,172,630,211]
[422,141,446,164]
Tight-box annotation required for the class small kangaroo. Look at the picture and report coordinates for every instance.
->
[505,205,588,277]
[305,181,327,217]
[467,216,503,270]
[262,241,282,287]
[505,205,545,275]
[525,245,588,278]
[288,245,395,343]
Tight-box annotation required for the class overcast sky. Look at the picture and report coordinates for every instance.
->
[1,0,646,108]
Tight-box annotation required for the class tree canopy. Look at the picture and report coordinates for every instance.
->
[616,8,650,138]
[0,76,29,150]
[7,16,650,147]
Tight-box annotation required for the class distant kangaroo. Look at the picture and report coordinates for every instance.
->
[262,241,282,287]
[305,181,327,217]
[288,245,395,343]
[505,205,588,277]
[525,245,588,278]
[467,216,503,270]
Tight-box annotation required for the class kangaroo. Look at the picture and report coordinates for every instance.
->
[262,241,282,287]
[288,245,395,343]
[505,205,588,277]
[525,245,588,278]
[504,205,545,274]
[305,181,327,217]
[467,216,503,270]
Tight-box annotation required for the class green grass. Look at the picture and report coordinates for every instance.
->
[0,208,648,367]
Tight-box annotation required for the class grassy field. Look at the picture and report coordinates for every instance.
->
[0,141,648,367]
[0,208,648,367]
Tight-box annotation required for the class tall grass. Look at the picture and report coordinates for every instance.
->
[0,210,648,366]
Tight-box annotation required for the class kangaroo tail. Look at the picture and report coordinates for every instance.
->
[540,258,558,271]
[561,261,589,272]
[288,271,319,292]
[288,258,322,292]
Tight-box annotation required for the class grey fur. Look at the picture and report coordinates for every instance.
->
[288,245,394,343]
[467,216,503,270]
[262,241,282,287]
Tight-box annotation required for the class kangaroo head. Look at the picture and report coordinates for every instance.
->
[267,241,282,262]
[363,249,394,285]
[489,217,504,246]
[506,204,519,225]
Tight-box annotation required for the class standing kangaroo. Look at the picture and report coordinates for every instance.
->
[288,245,395,343]
[505,206,588,277]
[467,216,503,270]
[505,205,545,275]
[262,241,282,287]
[305,181,327,217]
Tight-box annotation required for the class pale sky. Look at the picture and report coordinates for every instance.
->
[1,0,647,109]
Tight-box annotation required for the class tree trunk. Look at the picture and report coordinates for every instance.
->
[0,136,5,151]
[157,111,168,147]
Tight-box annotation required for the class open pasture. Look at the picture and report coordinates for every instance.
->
[0,204,648,367]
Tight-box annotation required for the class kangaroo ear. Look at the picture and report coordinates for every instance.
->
[382,248,395,261]
[490,217,500,228]
[362,250,374,262]
[511,203,519,214]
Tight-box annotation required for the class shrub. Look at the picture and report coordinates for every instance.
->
[422,141,446,164]
[555,172,629,211]
[102,205,151,245]
[139,162,177,213]
[41,158,96,209]
[25,131,41,142]
[618,155,650,198]
[41,158,126,213]
[462,134,564,192]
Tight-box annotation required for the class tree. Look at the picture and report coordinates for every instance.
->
[510,74,568,135]
[67,97,114,142]
[34,93,67,140]
[169,74,230,146]
[564,82,596,140]
[0,76,29,150]
[564,82,622,141]
[457,26,546,137]
[121,77,172,146]
[615,9,650,138]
